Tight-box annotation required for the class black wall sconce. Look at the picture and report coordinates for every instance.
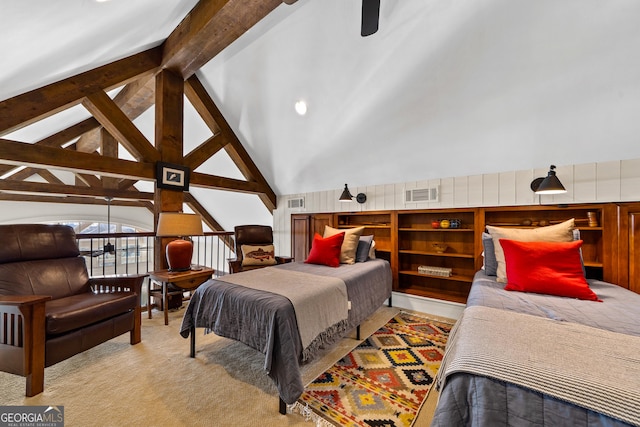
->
[339,184,367,203]
[530,165,567,195]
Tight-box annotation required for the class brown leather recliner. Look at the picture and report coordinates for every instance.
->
[228,225,292,273]
[0,224,146,396]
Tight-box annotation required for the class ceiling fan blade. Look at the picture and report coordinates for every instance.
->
[361,0,380,37]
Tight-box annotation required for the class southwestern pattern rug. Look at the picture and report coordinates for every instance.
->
[294,312,453,427]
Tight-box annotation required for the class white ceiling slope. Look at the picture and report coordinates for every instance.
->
[3,0,640,201]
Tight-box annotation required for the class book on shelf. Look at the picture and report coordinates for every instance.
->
[418,265,452,277]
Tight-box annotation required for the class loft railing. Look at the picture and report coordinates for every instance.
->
[76,231,235,307]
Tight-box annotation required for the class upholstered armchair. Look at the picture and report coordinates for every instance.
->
[0,224,146,396]
[228,225,292,273]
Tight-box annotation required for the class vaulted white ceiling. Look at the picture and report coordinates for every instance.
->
[3,0,640,221]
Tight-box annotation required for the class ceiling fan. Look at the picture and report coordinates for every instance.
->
[361,0,381,37]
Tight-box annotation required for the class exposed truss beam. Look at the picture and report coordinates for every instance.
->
[0,48,162,136]
[83,90,159,162]
[0,179,153,201]
[162,0,292,79]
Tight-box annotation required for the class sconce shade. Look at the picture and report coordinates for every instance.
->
[530,165,567,195]
[156,213,204,272]
[339,184,353,201]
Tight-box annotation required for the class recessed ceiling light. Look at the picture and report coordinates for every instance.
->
[294,100,307,116]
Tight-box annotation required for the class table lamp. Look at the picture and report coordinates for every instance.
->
[156,212,204,271]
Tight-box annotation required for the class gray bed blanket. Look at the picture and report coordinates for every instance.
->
[436,305,640,426]
[467,270,640,336]
[179,259,392,405]
[215,266,348,361]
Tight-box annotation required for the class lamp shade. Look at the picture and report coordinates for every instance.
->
[156,213,203,237]
[156,213,203,272]
[532,165,567,195]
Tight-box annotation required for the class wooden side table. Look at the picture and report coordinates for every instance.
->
[148,266,214,325]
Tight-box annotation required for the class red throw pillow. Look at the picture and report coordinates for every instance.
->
[500,239,600,301]
[305,232,345,267]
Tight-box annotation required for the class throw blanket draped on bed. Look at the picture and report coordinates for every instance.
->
[215,267,349,361]
[437,306,640,426]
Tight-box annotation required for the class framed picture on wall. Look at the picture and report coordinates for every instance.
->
[156,162,190,191]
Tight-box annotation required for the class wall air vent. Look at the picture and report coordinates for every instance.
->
[405,186,439,203]
[287,197,305,210]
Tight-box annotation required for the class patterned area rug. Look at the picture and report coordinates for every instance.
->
[293,312,453,427]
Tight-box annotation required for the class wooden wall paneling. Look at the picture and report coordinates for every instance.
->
[474,207,485,271]
[629,210,640,294]
[616,203,640,292]
[291,214,310,262]
[601,203,619,284]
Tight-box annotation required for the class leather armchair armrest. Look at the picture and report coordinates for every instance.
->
[88,274,146,295]
[276,256,293,264]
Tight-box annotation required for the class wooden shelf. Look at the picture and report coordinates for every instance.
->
[399,228,474,232]
[399,249,474,258]
[399,270,474,283]
[292,202,626,304]
[337,224,390,229]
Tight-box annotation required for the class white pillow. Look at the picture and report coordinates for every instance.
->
[323,225,364,264]
[486,218,575,283]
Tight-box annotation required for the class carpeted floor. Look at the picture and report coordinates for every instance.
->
[0,306,452,426]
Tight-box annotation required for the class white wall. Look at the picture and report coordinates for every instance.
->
[273,158,640,256]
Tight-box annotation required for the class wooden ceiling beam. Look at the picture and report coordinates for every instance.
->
[189,171,266,194]
[39,118,101,148]
[0,118,101,178]
[0,179,153,201]
[76,75,156,154]
[0,138,155,181]
[5,167,38,181]
[161,0,293,79]
[83,90,159,162]
[0,47,162,136]
[185,75,276,211]
[184,192,223,232]
[184,134,227,171]
[38,170,65,185]
[184,192,234,249]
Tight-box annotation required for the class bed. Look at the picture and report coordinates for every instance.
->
[179,258,392,412]
[432,270,640,425]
